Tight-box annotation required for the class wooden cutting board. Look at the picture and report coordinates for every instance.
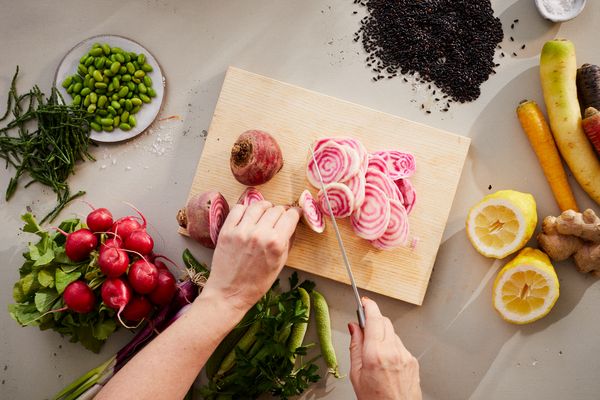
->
[183,67,470,305]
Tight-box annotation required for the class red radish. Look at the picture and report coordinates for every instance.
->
[86,208,113,233]
[62,228,98,262]
[230,130,284,185]
[306,141,360,187]
[121,296,153,322]
[63,281,96,313]
[367,154,390,176]
[350,184,391,240]
[373,150,416,180]
[371,199,409,250]
[154,259,169,272]
[110,217,142,242]
[395,179,416,214]
[177,191,230,249]
[101,278,132,312]
[365,168,398,200]
[237,187,265,206]
[100,236,123,254]
[124,229,154,255]
[128,259,159,294]
[345,173,366,209]
[98,247,129,277]
[148,269,177,306]
[298,190,325,233]
[317,182,355,218]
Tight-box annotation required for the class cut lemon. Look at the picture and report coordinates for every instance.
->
[493,247,559,324]
[466,190,537,258]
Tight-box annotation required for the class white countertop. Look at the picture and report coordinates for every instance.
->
[1,1,600,399]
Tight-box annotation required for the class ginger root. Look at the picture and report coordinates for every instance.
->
[538,209,600,276]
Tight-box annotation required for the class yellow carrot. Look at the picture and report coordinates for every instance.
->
[516,100,579,212]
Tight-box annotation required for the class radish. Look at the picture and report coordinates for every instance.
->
[230,130,284,185]
[121,296,153,322]
[128,259,159,294]
[101,278,132,313]
[100,236,123,254]
[110,216,142,242]
[350,184,391,240]
[154,259,169,272]
[63,281,96,314]
[86,208,114,233]
[298,190,325,233]
[237,187,265,206]
[148,269,177,306]
[371,199,409,250]
[373,150,416,180]
[365,168,398,201]
[306,141,359,187]
[177,191,230,249]
[61,228,98,262]
[395,179,416,214]
[317,182,355,218]
[98,247,130,278]
[124,229,154,255]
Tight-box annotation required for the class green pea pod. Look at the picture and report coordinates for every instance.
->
[287,287,310,364]
[182,249,209,275]
[216,321,261,377]
[311,290,340,378]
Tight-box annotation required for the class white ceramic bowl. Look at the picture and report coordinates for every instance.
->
[534,0,586,22]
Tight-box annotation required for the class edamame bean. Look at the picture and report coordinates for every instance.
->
[111,100,121,110]
[66,83,74,94]
[72,95,81,106]
[84,56,94,67]
[72,82,82,93]
[132,77,141,85]
[83,95,91,107]
[126,92,133,99]
[94,82,107,90]
[147,88,157,98]
[128,115,136,127]
[125,99,132,111]
[121,74,131,82]
[110,61,121,75]
[119,66,127,74]
[133,61,140,70]
[102,43,111,55]
[98,95,108,108]
[138,83,147,94]
[61,76,73,88]
[103,68,114,77]
[311,290,340,378]
[134,70,145,79]
[130,105,141,114]
[143,75,152,87]
[77,64,88,76]
[79,54,88,63]
[140,94,150,103]
[92,70,103,82]
[100,118,113,126]
[124,52,131,63]
[97,109,108,117]
[90,122,102,132]
[127,82,135,92]
[119,122,131,131]
[73,74,83,83]
[90,47,103,57]
[118,86,129,97]
[111,46,123,54]
[104,125,114,132]
[107,106,116,115]
[115,53,125,63]
[111,94,119,101]
[94,57,105,69]
[80,87,91,96]
[131,97,142,106]
[126,62,135,74]
[90,92,98,104]
[119,98,125,107]
[113,116,120,127]
[87,104,96,113]
[121,111,129,123]
[96,88,107,95]
[141,63,153,72]
[137,54,146,64]
[112,77,120,90]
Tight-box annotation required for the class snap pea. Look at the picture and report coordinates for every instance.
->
[216,321,261,377]
[287,288,310,364]
[311,290,340,378]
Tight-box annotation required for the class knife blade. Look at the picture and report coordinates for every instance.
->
[309,144,366,328]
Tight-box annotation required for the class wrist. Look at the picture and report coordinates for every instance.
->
[193,287,249,329]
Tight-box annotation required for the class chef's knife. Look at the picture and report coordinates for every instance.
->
[309,144,366,329]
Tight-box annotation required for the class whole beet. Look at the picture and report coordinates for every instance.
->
[177,191,230,249]
[230,130,283,185]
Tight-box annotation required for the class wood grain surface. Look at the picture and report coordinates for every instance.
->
[183,67,470,305]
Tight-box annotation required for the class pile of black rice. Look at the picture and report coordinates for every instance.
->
[354,0,503,103]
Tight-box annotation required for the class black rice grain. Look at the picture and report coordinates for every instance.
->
[354,0,503,103]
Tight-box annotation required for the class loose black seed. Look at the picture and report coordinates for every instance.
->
[521,44,526,49]
[426,110,432,114]
[354,0,503,103]
[434,97,440,101]
[512,52,517,56]
[510,36,514,41]
[353,11,358,14]
[442,108,449,112]
[514,19,519,23]
[511,23,514,29]
[421,104,425,109]
[501,52,505,57]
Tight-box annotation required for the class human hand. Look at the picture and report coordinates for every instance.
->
[200,201,301,314]
[349,298,422,400]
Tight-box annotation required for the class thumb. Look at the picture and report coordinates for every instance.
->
[348,322,363,381]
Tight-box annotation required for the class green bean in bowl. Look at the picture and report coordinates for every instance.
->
[61,42,157,133]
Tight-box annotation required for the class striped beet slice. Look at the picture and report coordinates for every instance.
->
[298,189,325,233]
[371,199,409,250]
[367,154,390,176]
[237,187,265,206]
[345,173,366,209]
[394,178,416,214]
[365,168,398,200]
[317,182,355,218]
[350,183,391,240]
[307,141,358,187]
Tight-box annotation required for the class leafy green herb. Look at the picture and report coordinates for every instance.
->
[0,67,94,223]
[8,213,114,353]
[199,273,322,400]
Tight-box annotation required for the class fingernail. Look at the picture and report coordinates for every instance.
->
[362,296,370,302]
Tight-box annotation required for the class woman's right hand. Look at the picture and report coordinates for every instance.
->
[348,298,422,400]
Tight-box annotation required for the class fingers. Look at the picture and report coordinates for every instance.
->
[257,205,286,228]
[348,322,363,382]
[273,207,301,238]
[236,201,272,229]
[220,204,246,232]
[362,298,386,343]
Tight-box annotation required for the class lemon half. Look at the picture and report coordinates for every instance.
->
[493,248,559,324]
[466,190,537,259]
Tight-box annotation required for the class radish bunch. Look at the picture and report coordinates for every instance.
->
[306,137,417,249]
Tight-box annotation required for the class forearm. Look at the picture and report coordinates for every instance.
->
[96,290,246,400]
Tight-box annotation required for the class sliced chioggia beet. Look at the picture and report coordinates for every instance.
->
[298,190,325,233]
[177,191,230,249]
[350,183,391,240]
[371,199,410,250]
[317,182,355,218]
